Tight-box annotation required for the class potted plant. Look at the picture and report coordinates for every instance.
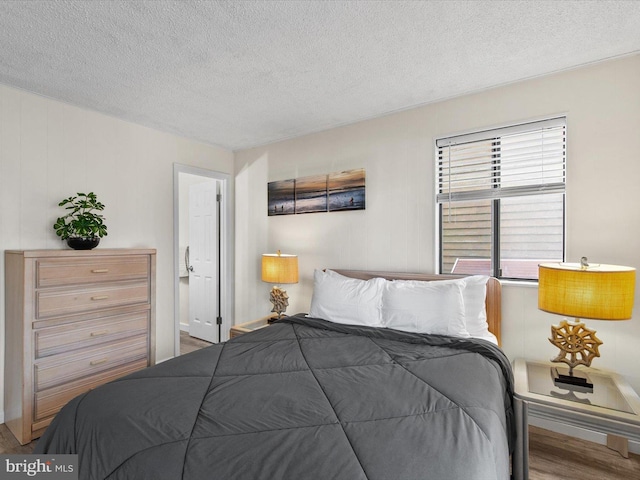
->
[53,192,108,250]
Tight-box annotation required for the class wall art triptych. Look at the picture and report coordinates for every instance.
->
[268,168,365,216]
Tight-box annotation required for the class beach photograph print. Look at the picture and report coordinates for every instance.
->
[328,169,366,211]
[295,174,328,214]
[268,179,295,215]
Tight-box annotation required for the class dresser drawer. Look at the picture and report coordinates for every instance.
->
[36,282,149,319]
[34,310,150,359]
[34,335,149,392]
[33,358,148,422]
[36,256,149,288]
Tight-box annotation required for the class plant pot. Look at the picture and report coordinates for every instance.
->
[67,237,100,250]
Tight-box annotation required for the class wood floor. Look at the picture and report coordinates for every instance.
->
[179,329,213,355]
[527,425,640,479]
[2,334,640,480]
[0,423,36,454]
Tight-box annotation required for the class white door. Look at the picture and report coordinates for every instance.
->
[188,180,220,343]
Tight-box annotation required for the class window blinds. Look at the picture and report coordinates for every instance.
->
[436,117,566,204]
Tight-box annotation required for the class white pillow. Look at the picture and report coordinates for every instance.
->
[439,276,491,339]
[381,280,469,337]
[308,269,385,327]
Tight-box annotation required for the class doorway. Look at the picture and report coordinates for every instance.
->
[173,164,234,357]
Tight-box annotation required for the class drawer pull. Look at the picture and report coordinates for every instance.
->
[91,269,109,273]
[90,358,108,366]
[91,295,109,301]
[90,330,109,337]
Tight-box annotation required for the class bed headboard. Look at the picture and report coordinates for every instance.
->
[332,270,502,346]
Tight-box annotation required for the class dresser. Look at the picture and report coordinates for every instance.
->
[4,249,156,445]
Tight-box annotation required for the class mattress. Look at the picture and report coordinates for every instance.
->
[36,314,515,480]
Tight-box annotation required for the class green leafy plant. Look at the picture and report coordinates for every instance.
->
[53,192,108,240]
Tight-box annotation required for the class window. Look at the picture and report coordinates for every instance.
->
[436,117,566,280]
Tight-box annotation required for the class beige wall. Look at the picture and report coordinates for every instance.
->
[235,54,640,395]
[0,83,234,421]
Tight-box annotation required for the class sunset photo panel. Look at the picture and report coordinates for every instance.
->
[268,169,365,216]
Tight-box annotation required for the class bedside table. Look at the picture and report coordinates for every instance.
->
[512,358,640,478]
[229,314,279,338]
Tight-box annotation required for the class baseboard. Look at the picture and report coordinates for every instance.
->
[530,416,640,455]
[0,410,4,424]
[180,323,189,333]
[155,355,175,364]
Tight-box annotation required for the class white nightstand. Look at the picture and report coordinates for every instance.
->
[512,358,640,479]
[229,314,279,338]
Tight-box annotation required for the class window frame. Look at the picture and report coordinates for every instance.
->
[435,118,567,281]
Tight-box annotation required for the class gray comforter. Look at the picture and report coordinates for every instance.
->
[36,314,515,480]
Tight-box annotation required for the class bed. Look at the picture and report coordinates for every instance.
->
[35,270,518,480]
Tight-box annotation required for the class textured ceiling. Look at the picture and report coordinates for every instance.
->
[1,1,639,151]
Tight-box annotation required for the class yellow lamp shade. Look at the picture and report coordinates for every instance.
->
[261,252,298,284]
[538,262,635,320]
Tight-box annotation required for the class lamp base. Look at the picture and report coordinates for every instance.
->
[548,319,603,372]
[552,367,594,393]
[269,286,290,318]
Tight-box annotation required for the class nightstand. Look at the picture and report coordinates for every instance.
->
[512,358,640,479]
[229,314,279,338]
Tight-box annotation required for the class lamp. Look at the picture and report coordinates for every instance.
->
[538,257,635,389]
[261,250,298,320]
